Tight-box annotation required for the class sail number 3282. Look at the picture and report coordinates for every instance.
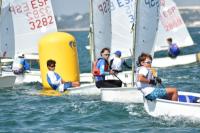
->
[29,16,53,30]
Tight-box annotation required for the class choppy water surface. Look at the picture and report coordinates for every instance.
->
[0,27,200,132]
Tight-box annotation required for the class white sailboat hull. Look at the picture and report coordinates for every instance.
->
[15,71,41,84]
[152,53,200,67]
[79,73,94,83]
[68,83,100,95]
[0,75,16,88]
[101,87,143,103]
[2,70,95,85]
[144,91,200,119]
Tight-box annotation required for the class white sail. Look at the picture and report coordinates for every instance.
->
[9,0,57,55]
[134,0,160,61]
[91,0,111,60]
[110,0,135,58]
[154,0,194,52]
[0,0,15,58]
[100,0,160,104]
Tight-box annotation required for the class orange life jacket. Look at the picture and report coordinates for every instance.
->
[92,58,109,76]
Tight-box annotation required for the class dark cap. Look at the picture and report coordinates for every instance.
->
[114,50,121,57]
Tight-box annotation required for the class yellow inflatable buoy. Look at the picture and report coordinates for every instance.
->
[38,32,80,92]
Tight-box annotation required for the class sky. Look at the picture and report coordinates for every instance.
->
[52,0,89,16]
[52,0,200,16]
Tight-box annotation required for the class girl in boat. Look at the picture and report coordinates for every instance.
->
[92,48,122,88]
[136,53,178,101]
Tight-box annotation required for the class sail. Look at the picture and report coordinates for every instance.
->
[91,0,111,60]
[9,0,57,55]
[110,0,135,58]
[134,0,160,62]
[0,0,15,58]
[154,0,194,52]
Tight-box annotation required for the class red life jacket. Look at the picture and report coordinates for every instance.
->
[92,58,109,76]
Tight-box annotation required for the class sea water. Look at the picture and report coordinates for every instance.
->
[0,27,200,132]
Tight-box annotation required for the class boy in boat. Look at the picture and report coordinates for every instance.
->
[167,37,180,58]
[93,48,122,88]
[12,54,30,74]
[136,53,178,101]
[109,50,131,73]
[46,59,80,92]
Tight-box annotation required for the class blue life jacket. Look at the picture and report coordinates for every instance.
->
[47,72,61,90]
[23,60,30,70]
[169,43,180,57]
[95,58,109,82]
[19,59,30,71]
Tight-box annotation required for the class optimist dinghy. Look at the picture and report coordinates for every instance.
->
[144,91,200,119]
[152,0,200,67]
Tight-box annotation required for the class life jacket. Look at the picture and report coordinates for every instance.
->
[92,58,109,76]
[23,60,30,70]
[169,43,180,57]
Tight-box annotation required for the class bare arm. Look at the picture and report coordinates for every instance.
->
[138,74,150,84]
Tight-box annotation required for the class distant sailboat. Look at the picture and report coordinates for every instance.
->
[1,0,57,84]
[0,0,16,88]
[152,0,200,67]
[154,0,193,52]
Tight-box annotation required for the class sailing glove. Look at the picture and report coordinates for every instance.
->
[156,77,162,84]
[149,79,156,86]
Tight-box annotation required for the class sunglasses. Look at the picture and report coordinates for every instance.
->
[144,61,152,64]
[103,54,110,56]
[49,65,55,67]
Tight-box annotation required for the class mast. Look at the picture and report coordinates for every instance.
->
[0,0,2,15]
[89,0,95,72]
[131,0,138,86]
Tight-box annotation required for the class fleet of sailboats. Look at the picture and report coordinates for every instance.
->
[1,0,200,119]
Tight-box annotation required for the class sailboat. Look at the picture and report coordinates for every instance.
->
[152,0,200,67]
[101,0,160,103]
[1,0,57,84]
[0,0,16,88]
[144,91,200,119]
